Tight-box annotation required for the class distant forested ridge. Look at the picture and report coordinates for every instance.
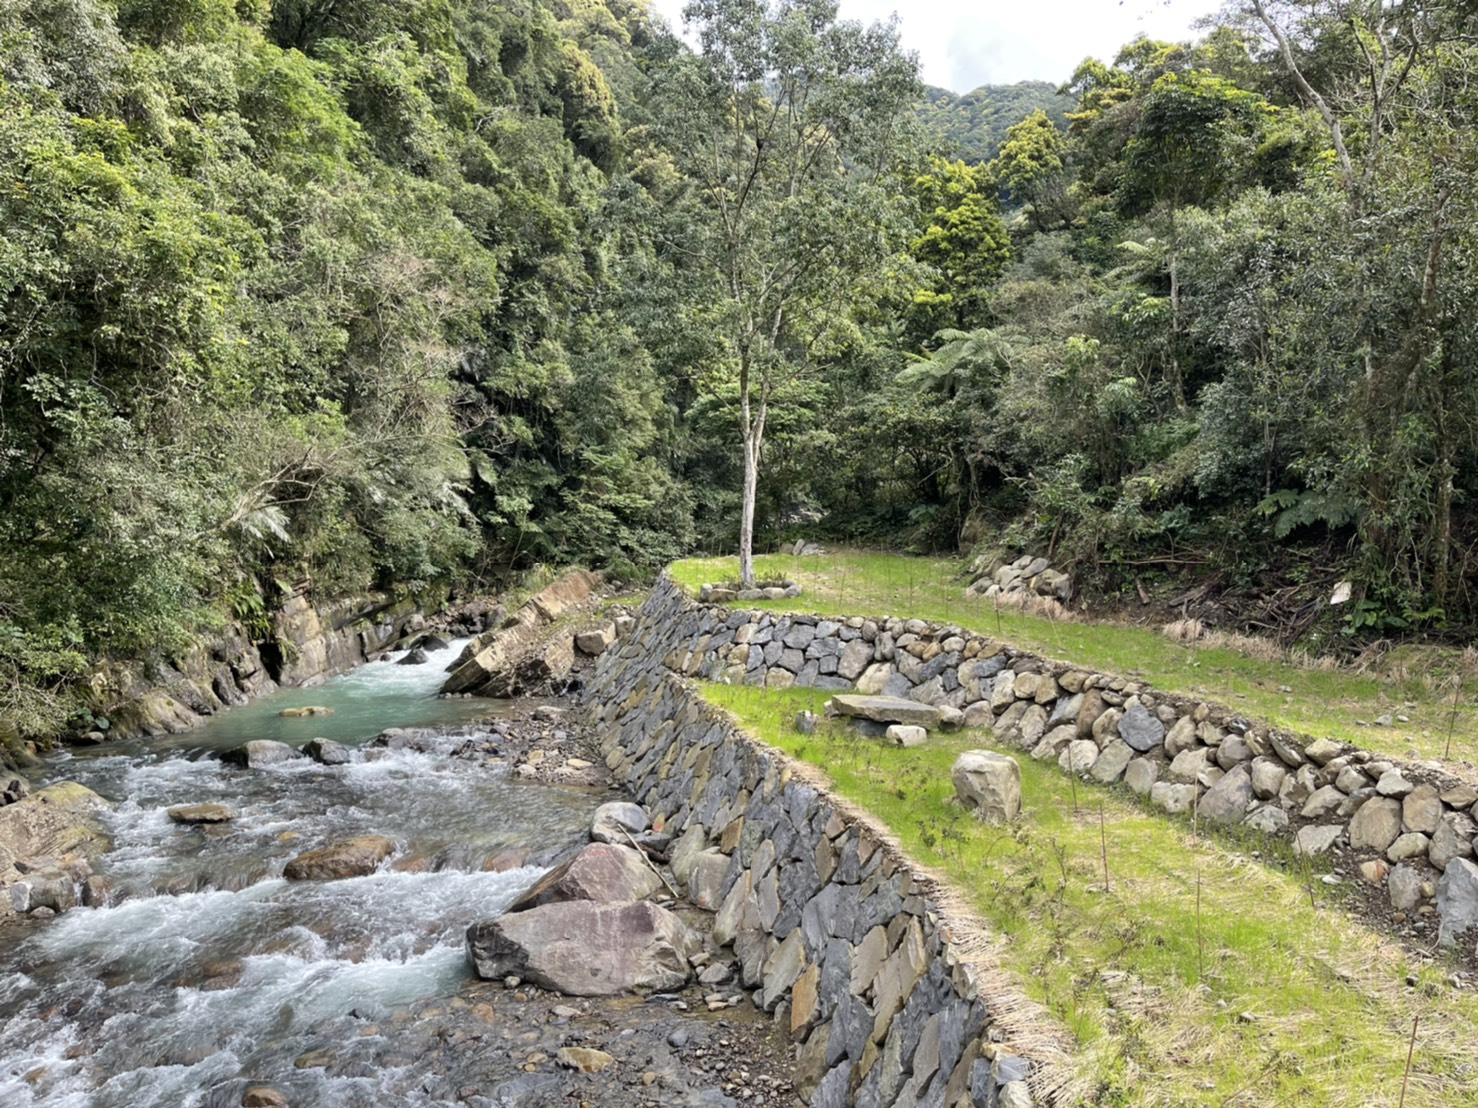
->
[915,80,1073,163]
[4,0,1478,740]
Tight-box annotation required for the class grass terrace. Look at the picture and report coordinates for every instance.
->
[670,551,1478,769]
[703,682,1478,1107]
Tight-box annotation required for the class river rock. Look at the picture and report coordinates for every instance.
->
[687,849,730,910]
[509,843,660,910]
[1301,785,1345,819]
[1303,737,1343,766]
[1168,747,1214,785]
[575,627,614,656]
[1348,796,1402,853]
[1124,758,1158,795]
[1117,703,1165,753]
[1402,786,1442,835]
[1295,824,1342,857]
[396,647,429,666]
[830,695,942,729]
[1387,832,1430,862]
[303,737,352,765]
[1375,771,1415,799]
[1388,864,1423,911]
[1090,739,1133,784]
[277,706,333,718]
[1,776,30,806]
[669,824,708,887]
[167,803,236,824]
[0,782,111,919]
[951,751,1021,823]
[1429,813,1477,870]
[1249,758,1286,800]
[284,834,395,880]
[11,869,78,914]
[557,1046,615,1073]
[242,1087,289,1107]
[1244,805,1288,834]
[1150,782,1197,814]
[466,899,695,996]
[1437,858,1478,947]
[221,740,302,768]
[591,801,649,844]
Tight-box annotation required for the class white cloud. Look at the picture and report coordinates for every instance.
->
[645,0,1225,91]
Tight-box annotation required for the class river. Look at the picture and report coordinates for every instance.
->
[0,639,611,1107]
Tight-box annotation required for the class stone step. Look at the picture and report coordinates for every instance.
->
[829,695,942,729]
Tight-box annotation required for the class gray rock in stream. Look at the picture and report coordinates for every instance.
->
[220,740,302,768]
[284,834,395,880]
[508,843,661,910]
[466,899,696,996]
[304,738,352,765]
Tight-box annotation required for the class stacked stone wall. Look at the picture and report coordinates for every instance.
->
[591,575,1478,983]
[586,580,1070,1107]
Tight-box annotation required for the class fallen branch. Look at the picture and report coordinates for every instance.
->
[621,826,681,898]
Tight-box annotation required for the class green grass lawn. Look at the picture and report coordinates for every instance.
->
[671,550,1478,768]
[703,683,1478,1107]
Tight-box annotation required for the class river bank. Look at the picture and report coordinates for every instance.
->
[0,632,793,1107]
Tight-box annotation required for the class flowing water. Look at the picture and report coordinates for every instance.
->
[0,640,610,1107]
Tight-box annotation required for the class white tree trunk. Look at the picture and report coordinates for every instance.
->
[739,430,760,588]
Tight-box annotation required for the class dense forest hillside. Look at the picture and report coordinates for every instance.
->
[4,0,1478,741]
[915,80,1073,163]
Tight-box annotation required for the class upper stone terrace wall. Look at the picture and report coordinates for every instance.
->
[596,576,1478,950]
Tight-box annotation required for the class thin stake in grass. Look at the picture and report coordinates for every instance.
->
[1069,764,1079,816]
[1195,869,1204,980]
[1099,801,1110,893]
[1445,674,1462,759]
[1399,1013,1418,1108]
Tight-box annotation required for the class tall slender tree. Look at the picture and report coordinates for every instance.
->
[652,0,919,586]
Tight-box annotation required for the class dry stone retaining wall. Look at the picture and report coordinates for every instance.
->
[596,575,1478,968]
[585,582,1054,1108]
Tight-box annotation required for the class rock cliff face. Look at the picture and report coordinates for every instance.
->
[103,592,426,741]
[441,570,603,697]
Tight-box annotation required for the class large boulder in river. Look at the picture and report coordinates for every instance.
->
[221,740,302,768]
[466,899,696,996]
[514,850,665,910]
[284,835,395,880]
[303,738,352,765]
[508,843,660,910]
[0,781,111,920]
[441,570,601,697]
[167,803,236,824]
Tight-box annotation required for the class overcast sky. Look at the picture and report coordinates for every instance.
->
[646,0,1226,91]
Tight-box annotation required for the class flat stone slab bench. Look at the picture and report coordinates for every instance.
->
[829,694,942,729]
